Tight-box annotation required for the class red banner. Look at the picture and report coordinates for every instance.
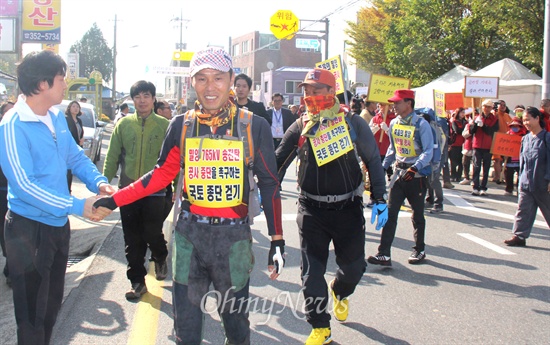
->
[490,132,522,158]
[445,93,464,111]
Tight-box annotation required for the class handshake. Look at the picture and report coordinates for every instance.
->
[83,183,118,222]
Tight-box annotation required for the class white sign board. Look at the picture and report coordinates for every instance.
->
[296,38,320,50]
[464,76,499,98]
[0,18,16,53]
[150,66,190,76]
[66,53,79,80]
[355,86,369,97]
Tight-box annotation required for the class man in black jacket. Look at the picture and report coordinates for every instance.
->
[234,73,267,118]
[276,68,388,345]
[265,93,295,149]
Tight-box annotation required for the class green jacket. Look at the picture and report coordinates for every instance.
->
[104,111,169,190]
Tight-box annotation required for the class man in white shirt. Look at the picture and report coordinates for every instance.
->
[265,93,294,149]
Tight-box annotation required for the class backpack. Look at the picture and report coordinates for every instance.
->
[413,114,443,177]
[173,108,262,224]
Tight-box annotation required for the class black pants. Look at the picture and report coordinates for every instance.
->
[0,189,8,277]
[5,211,69,345]
[378,175,427,257]
[473,148,492,191]
[66,170,73,193]
[120,196,168,284]
[449,146,463,181]
[462,154,472,180]
[505,166,519,193]
[297,196,366,328]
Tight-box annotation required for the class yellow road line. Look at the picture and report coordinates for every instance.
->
[127,264,166,345]
[127,215,174,345]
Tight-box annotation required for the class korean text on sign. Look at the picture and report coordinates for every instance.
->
[367,74,411,104]
[22,0,61,43]
[433,90,446,118]
[463,76,499,98]
[391,124,417,157]
[316,55,345,95]
[309,115,354,166]
[184,138,245,208]
[490,132,521,158]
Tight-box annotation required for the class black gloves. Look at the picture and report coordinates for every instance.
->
[402,166,418,182]
[268,239,286,274]
[93,196,118,210]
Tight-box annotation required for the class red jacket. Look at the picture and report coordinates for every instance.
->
[540,109,550,132]
[450,118,466,147]
[370,111,396,156]
[463,123,473,151]
[472,113,499,149]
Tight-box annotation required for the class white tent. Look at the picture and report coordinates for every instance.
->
[414,59,542,109]
[413,65,475,108]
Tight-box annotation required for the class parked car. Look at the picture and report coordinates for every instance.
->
[122,100,135,114]
[53,100,107,163]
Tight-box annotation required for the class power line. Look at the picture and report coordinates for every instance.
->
[248,0,362,55]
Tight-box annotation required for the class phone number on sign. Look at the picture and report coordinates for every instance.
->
[23,32,60,42]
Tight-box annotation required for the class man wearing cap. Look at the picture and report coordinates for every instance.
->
[367,89,434,267]
[471,99,499,196]
[94,47,285,345]
[276,68,388,345]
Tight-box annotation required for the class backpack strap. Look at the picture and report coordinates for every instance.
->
[179,110,196,167]
[173,110,196,225]
[237,108,254,168]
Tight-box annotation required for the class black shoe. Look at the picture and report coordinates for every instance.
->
[125,282,147,300]
[504,235,526,247]
[155,259,168,281]
[429,206,443,214]
[367,254,392,266]
[408,250,426,264]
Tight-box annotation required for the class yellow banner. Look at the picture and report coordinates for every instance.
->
[184,138,245,208]
[392,123,417,157]
[42,43,59,53]
[316,55,345,95]
[434,90,446,118]
[22,0,61,43]
[309,114,354,166]
[367,74,411,104]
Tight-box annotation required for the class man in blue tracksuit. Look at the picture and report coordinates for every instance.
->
[0,50,113,345]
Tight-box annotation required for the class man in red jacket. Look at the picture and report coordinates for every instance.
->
[471,100,499,196]
[540,99,550,132]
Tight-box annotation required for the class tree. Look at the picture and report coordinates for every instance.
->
[345,0,542,87]
[0,53,18,76]
[70,23,113,82]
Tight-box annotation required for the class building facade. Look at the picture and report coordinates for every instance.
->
[230,31,322,103]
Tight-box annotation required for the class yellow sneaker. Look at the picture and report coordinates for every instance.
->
[330,279,348,322]
[305,327,332,345]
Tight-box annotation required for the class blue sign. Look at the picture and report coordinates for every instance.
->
[233,68,242,74]
[296,39,320,50]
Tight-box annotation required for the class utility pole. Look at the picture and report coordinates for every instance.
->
[171,11,190,107]
[299,18,330,60]
[543,0,550,99]
[112,14,118,111]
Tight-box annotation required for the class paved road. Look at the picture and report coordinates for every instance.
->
[1,126,549,344]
